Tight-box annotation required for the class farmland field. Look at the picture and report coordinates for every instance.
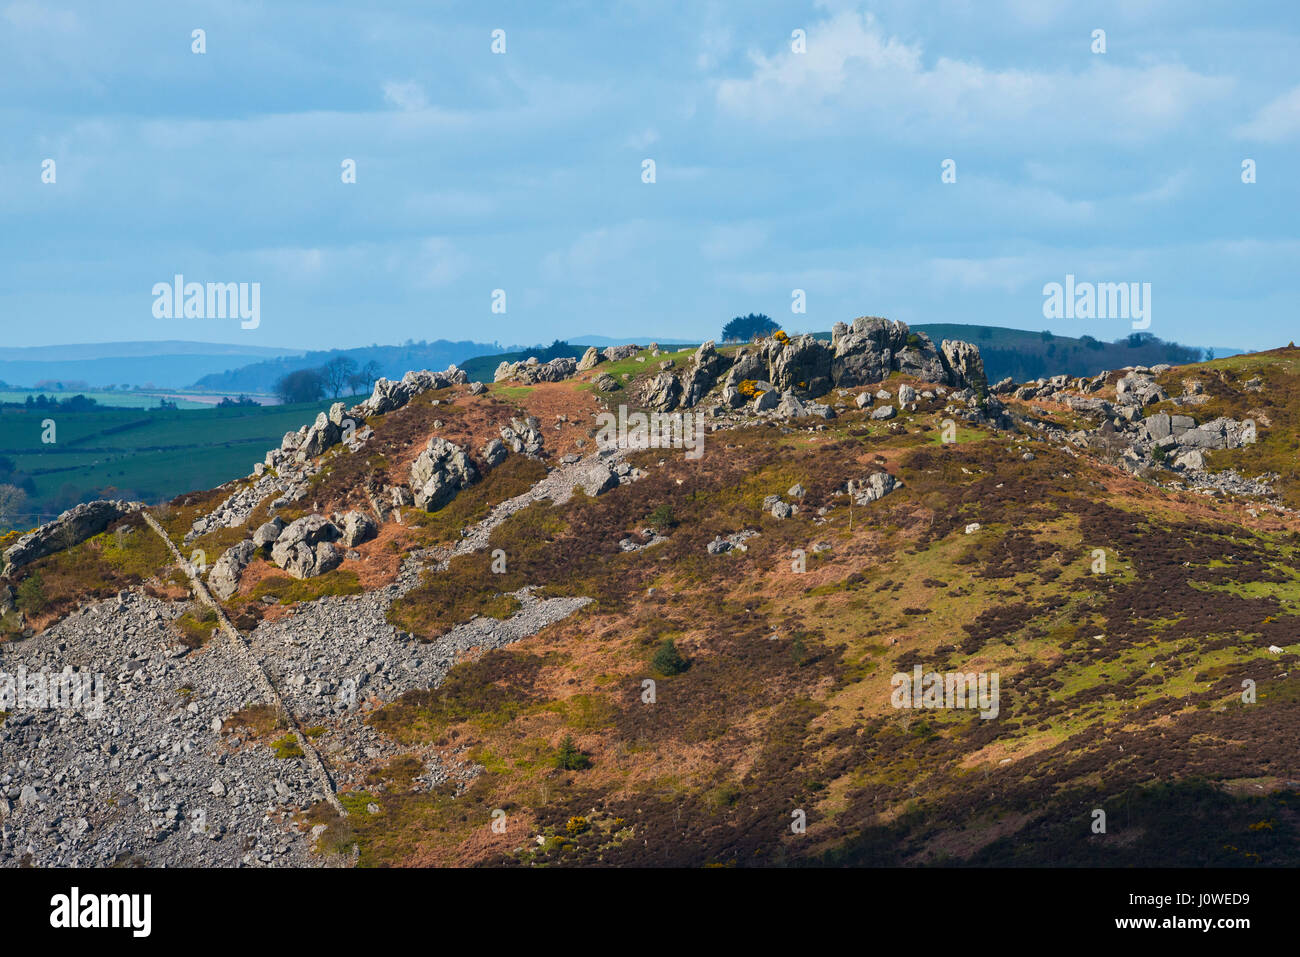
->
[0,396,356,529]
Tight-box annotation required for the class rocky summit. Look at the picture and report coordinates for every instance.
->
[3,332,1300,872]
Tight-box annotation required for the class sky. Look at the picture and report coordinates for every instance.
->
[2,0,1297,352]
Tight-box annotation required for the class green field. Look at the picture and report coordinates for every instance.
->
[0,390,217,410]
[0,396,352,530]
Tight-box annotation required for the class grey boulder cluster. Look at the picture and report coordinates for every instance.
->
[640,318,986,414]
[208,509,379,596]
[500,417,545,457]
[494,356,577,384]
[2,500,142,574]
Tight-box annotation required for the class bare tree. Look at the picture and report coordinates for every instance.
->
[321,356,359,399]
[0,484,27,531]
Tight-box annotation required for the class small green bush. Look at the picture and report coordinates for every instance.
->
[16,572,46,614]
[651,638,689,676]
[555,734,590,771]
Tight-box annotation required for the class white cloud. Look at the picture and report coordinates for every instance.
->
[1235,85,1300,141]
[715,9,1231,144]
[382,80,428,112]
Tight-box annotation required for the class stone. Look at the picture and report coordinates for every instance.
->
[577,346,602,371]
[871,405,896,420]
[252,518,284,548]
[3,499,143,572]
[898,383,917,404]
[641,372,683,412]
[209,540,258,600]
[481,438,508,468]
[409,438,478,510]
[338,510,377,548]
[579,462,618,497]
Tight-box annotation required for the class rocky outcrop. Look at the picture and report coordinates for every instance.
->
[500,417,544,457]
[578,461,619,497]
[577,347,602,371]
[208,540,257,600]
[764,334,832,396]
[940,340,987,393]
[409,438,478,511]
[651,318,986,415]
[252,518,284,548]
[494,356,578,384]
[641,372,683,412]
[270,515,343,580]
[355,367,467,417]
[337,510,377,548]
[3,500,143,574]
[481,437,508,468]
[603,344,641,362]
[853,472,900,504]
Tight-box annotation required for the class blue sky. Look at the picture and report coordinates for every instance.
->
[2,0,1297,351]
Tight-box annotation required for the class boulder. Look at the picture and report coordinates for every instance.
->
[940,340,988,392]
[271,515,342,579]
[209,540,258,600]
[3,499,142,573]
[898,383,917,405]
[764,334,832,396]
[482,437,508,468]
[871,405,896,420]
[579,462,618,497]
[338,510,377,547]
[853,471,899,504]
[409,438,478,510]
[252,518,284,548]
[577,346,602,371]
[603,344,641,362]
[642,372,683,412]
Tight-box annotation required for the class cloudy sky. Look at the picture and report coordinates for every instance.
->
[3,0,1297,351]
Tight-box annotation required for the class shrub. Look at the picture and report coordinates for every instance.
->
[738,379,762,398]
[16,572,46,614]
[647,503,678,531]
[555,734,590,771]
[271,734,305,759]
[651,638,689,676]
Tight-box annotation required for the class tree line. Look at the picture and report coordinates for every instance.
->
[274,356,382,404]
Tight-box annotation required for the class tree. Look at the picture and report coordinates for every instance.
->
[321,356,359,399]
[0,484,27,531]
[721,313,778,343]
[555,735,590,771]
[651,638,689,675]
[347,360,382,395]
[274,368,326,404]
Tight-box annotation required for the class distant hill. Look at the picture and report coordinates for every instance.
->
[191,340,503,393]
[913,325,1239,383]
[801,324,1240,384]
[0,341,302,391]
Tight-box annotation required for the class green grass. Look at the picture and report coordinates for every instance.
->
[0,397,341,532]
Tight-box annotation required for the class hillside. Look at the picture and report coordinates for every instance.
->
[1,319,1298,868]
[0,341,301,391]
[191,340,502,393]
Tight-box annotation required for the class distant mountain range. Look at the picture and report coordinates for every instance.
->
[0,328,1244,396]
[0,341,302,391]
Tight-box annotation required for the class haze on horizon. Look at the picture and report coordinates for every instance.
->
[3,0,1297,352]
